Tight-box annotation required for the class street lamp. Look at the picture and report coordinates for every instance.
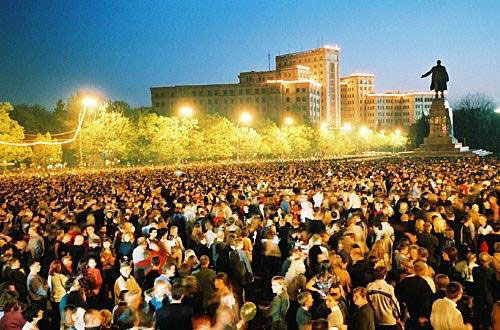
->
[284,116,294,126]
[392,129,402,154]
[236,112,252,161]
[179,106,193,118]
[342,123,353,132]
[79,96,97,167]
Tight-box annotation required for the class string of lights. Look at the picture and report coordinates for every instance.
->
[0,98,97,147]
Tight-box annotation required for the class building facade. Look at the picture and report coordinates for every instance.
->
[340,73,434,130]
[276,46,341,126]
[150,48,332,124]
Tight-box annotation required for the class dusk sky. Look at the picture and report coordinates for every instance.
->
[1,0,499,110]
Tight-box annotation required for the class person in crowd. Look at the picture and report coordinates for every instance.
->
[0,157,497,329]
[351,287,375,330]
[262,276,289,330]
[156,284,194,330]
[430,281,473,330]
[296,291,313,329]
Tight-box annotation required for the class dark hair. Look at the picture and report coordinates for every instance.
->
[151,256,161,267]
[374,266,387,280]
[445,281,463,300]
[22,304,42,322]
[443,246,458,261]
[171,284,185,301]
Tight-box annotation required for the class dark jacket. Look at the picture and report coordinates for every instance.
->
[156,303,194,330]
[351,303,375,330]
[395,275,433,319]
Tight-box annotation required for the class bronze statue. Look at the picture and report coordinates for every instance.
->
[421,60,449,98]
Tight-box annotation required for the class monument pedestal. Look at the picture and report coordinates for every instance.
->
[413,98,471,156]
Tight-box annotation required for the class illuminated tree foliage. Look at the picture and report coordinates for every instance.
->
[0,103,32,163]
[31,133,63,166]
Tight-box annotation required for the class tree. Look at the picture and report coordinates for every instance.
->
[132,113,199,163]
[197,114,237,160]
[407,115,430,149]
[10,104,53,134]
[0,103,32,163]
[453,93,499,152]
[283,124,313,157]
[80,111,133,166]
[237,127,262,159]
[258,122,290,158]
[31,133,63,166]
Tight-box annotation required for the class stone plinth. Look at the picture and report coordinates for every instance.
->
[414,98,470,155]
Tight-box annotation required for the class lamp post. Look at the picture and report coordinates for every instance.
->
[236,112,252,161]
[79,97,97,167]
[393,129,401,154]
[179,106,193,118]
[179,106,193,163]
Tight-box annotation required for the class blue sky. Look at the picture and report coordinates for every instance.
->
[1,0,499,109]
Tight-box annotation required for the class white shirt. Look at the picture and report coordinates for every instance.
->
[313,192,324,208]
[348,192,361,209]
[430,298,468,330]
[132,246,146,264]
[22,322,37,330]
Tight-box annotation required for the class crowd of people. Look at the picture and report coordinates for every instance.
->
[0,156,498,330]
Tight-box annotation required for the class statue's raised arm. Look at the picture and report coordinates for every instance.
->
[421,60,449,98]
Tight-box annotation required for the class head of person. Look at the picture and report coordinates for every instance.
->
[22,304,44,324]
[445,281,463,302]
[61,305,78,327]
[87,257,97,269]
[442,246,458,262]
[120,261,132,278]
[298,291,313,309]
[353,287,369,307]
[83,309,102,328]
[325,294,339,309]
[199,255,210,268]
[171,283,185,302]
[374,265,387,280]
[164,261,176,277]
[271,276,287,295]
[479,252,491,267]
[124,290,142,310]
[49,260,62,275]
[153,279,170,297]
[214,272,229,290]
[28,260,41,274]
[435,274,449,291]
[414,261,428,277]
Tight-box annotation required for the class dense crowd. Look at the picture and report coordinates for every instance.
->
[0,157,498,330]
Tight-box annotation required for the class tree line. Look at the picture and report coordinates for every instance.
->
[0,92,497,167]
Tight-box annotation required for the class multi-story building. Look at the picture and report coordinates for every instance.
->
[365,92,434,129]
[276,46,341,126]
[151,47,335,124]
[150,65,321,123]
[340,74,375,126]
[340,73,434,130]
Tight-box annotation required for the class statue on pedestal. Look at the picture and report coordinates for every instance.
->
[421,60,449,98]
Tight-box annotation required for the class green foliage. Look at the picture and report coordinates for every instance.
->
[80,111,133,165]
[10,104,53,134]
[453,93,499,152]
[283,125,313,157]
[408,115,429,149]
[259,123,290,157]
[31,133,63,166]
[197,114,237,160]
[0,103,32,163]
